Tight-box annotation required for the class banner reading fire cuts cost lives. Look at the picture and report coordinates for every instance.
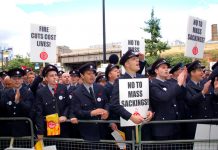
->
[30,24,56,62]
[119,78,149,127]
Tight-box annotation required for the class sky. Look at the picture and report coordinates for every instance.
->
[0,0,218,56]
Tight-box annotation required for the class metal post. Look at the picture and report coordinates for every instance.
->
[132,128,136,150]
[102,0,106,63]
[1,50,3,70]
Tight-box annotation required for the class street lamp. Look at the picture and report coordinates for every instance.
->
[1,48,12,71]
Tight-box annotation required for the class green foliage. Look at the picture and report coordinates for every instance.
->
[146,54,192,66]
[146,55,160,65]
[164,54,192,66]
[5,55,35,70]
[142,9,170,56]
[205,49,218,61]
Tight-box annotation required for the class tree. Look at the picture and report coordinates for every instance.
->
[142,9,170,56]
[164,54,192,66]
[5,55,35,70]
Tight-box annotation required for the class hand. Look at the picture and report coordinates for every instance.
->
[138,53,145,62]
[110,123,118,131]
[59,116,67,123]
[90,108,105,117]
[130,114,144,124]
[70,117,78,124]
[202,80,211,95]
[177,67,187,86]
[37,134,43,141]
[145,111,153,122]
[101,110,109,120]
[214,77,218,92]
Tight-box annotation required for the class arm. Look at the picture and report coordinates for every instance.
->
[30,75,43,96]
[34,91,45,135]
[186,87,205,106]
[150,82,182,103]
[18,90,33,114]
[110,79,132,120]
[71,92,92,119]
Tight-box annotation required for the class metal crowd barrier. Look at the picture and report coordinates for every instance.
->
[140,119,218,150]
[0,118,218,150]
[42,137,134,150]
[42,119,135,150]
[0,117,34,149]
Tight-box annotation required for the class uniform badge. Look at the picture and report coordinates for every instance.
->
[59,96,63,100]
[97,97,101,102]
[8,101,12,105]
[163,87,167,91]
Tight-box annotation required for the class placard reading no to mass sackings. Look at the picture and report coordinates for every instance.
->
[185,16,206,59]
[30,24,56,62]
[119,78,149,127]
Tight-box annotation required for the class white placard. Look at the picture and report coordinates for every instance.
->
[30,24,56,62]
[111,130,126,149]
[185,16,206,59]
[119,78,149,127]
[194,124,218,150]
[121,39,145,55]
[121,39,145,74]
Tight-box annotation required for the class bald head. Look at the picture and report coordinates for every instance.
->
[3,76,14,88]
[61,72,70,85]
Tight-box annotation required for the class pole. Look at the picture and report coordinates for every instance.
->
[102,0,106,63]
[1,50,3,70]
[135,125,139,143]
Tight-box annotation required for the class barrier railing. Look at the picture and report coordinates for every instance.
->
[139,118,218,150]
[0,118,218,150]
[0,117,34,149]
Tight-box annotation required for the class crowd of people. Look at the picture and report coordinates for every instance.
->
[0,49,218,143]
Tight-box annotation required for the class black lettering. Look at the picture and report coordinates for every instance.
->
[44,34,56,40]
[39,26,49,32]
[193,19,198,26]
[134,40,140,46]
[136,81,142,88]
[121,100,125,106]
[188,34,205,43]
[139,90,143,97]
[128,90,143,98]
[128,40,134,45]
[128,82,135,89]
[36,41,51,47]
[193,27,202,35]
[31,33,43,39]
[199,21,203,27]
[121,99,149,107]
[128,91,133,98]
